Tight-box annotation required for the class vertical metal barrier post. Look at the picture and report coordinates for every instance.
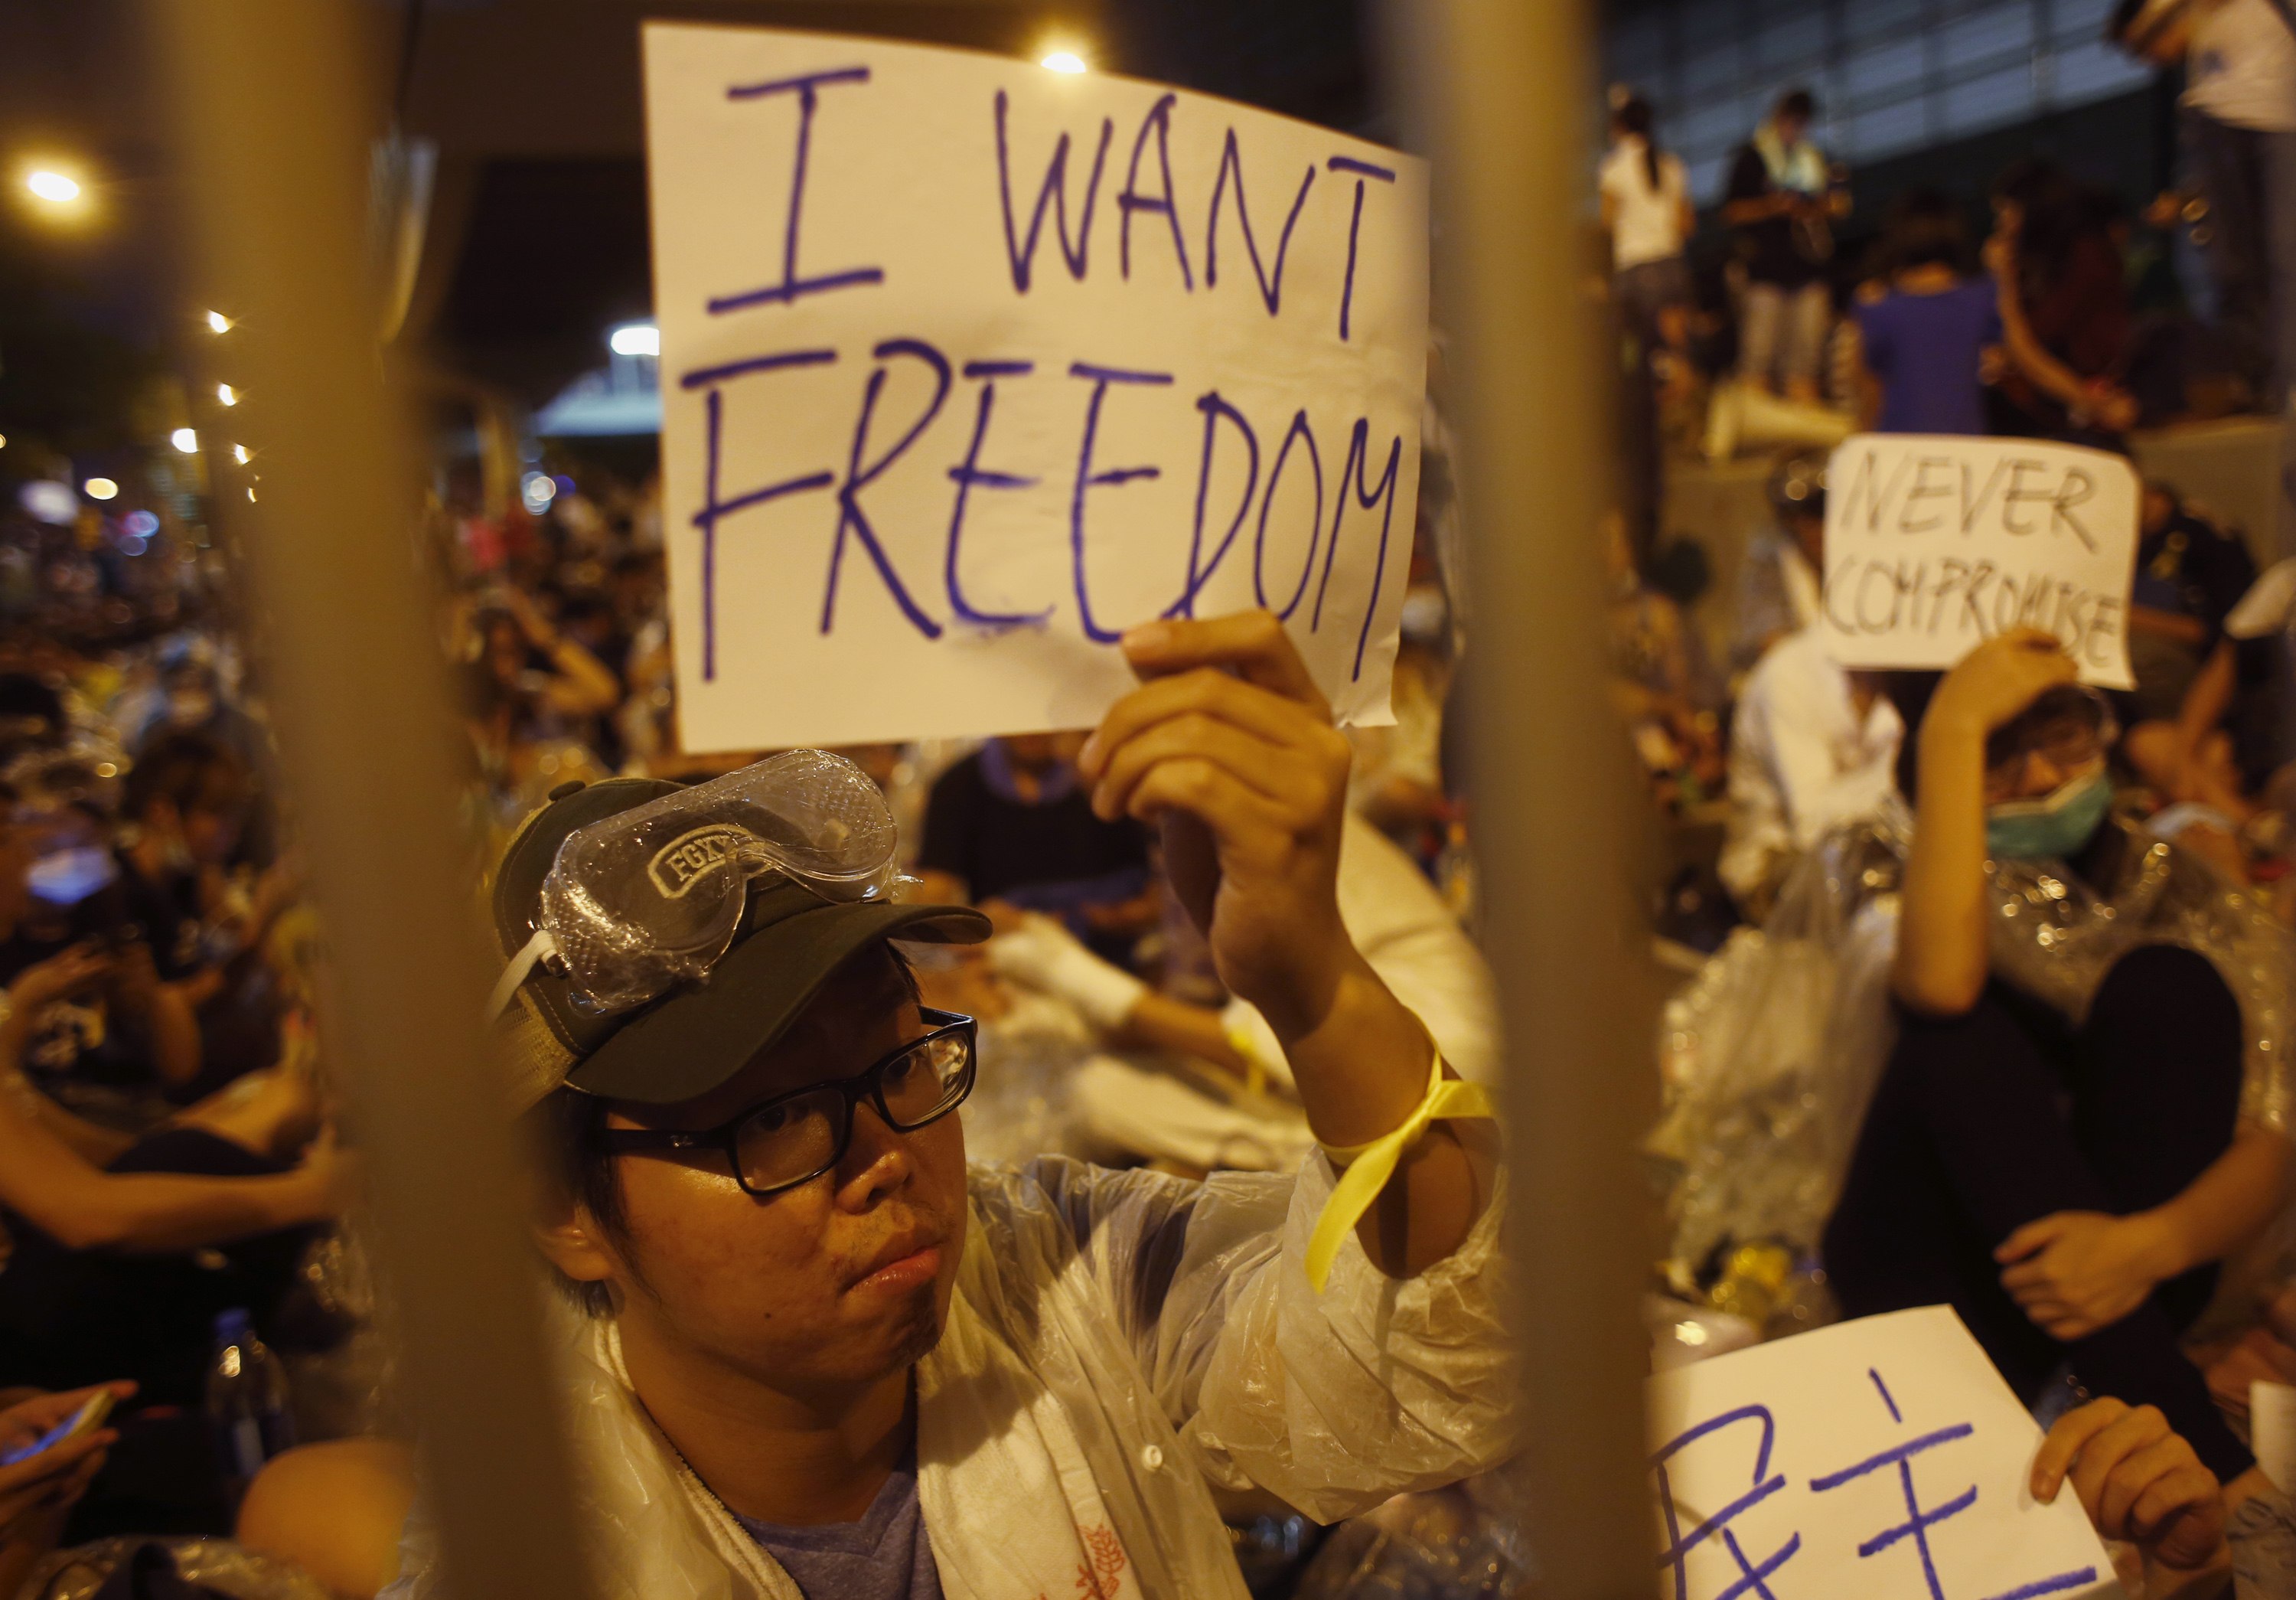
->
[152,5,593,1596]
[1390,1,1655,1589]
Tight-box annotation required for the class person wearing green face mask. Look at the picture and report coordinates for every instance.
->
[1822,629,2294,1524]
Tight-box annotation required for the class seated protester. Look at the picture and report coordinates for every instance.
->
[1729,453,1828,680]
[1720,454,1903,916]
[1603,514,1724,810]
[116,731,298,1095]
[1,798,203,1109]
[914,732,1155,963]
[0,955,344,1412]
[995,808,1502,1173]
[1846,188,2002,436]
[2119,490,2278,878]
[122,653,266,778]
[399,616,1517,1600]
[460,586,622,805]
[1824,632,2292,1499]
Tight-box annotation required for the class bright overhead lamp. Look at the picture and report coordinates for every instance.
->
[216,384,239,407]
[608,322,659,357]
[171,428,199,453]
[205,310,232,334]
[1039,49,1088,73]
[25,170,81,204]
[83,477,119,501]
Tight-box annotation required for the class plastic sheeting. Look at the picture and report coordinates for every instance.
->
[1651,809,1907,1272]
[18,1539,329,1600]
[1290,1465,1536,1599]
[383,1155,1521,1600]
[1652,807,2295,1278]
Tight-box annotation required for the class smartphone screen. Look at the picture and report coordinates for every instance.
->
[0,1392,113,1468]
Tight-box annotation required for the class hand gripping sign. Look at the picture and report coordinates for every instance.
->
[1647,1307,2115,1600]
[1818,435,2140,690]
[643,23,1430,751]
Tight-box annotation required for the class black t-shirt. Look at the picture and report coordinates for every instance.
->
[2134,509,2258,653]
[1727,144,1824,289]
[115,856,207,983]
[917,749,1148,912]
[0,929,123,1088]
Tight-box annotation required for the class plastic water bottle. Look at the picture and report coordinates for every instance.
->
[205,1308,294,1500]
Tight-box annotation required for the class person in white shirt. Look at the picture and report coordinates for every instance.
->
[997,809,1502,1173]
[1730,450,1830,680]
[1599,93,1697,362]
[1720,464,1904,914]
[2157,0,2296,409]
[1720,631,1904,916]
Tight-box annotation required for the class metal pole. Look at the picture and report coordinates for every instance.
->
[150,5,592,1597]
[1388,2,1655,1590]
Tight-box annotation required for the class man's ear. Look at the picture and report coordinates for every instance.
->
[533,1201,619,1295]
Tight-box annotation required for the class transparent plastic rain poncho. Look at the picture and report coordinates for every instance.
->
[538,749,902,1015]
[1655,805,2296,1275]
[385,1156,1520,1600]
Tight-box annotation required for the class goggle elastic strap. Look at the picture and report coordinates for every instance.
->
[487,926,563,1023]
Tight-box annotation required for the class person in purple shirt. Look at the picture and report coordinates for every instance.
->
[1851,188,2004,436]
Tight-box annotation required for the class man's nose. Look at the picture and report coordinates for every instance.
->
[834,1102,915,1210]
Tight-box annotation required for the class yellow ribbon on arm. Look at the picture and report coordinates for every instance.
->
[1303,1047,1498,1293]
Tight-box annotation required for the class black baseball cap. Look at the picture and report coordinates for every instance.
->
[491,776,988,1108]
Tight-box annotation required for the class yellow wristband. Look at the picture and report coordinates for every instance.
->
[1303,1047,1496,1292]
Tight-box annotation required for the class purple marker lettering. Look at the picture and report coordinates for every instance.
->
[1068,361,1173,643]
[1253,410,1324,621]
[1165,392,1260,619]
[681,348,840,681]
[823,338,951,639]
[710,68,884,314]
[995,90,1113,292]
[1326,156,1396,341]
[1117,93,1193,289]
[1316,419,1404,679]
[945,361,1050,625]
[1205,129,1316,315]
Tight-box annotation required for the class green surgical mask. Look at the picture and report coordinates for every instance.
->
[1985,767,2112,862]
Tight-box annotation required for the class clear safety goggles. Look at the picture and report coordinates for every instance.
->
[492,749,905,1020]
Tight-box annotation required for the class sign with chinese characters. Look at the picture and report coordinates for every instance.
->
[1647,1306,2116,1598]
[1818,435,2139,690]
[643,23,1430,751]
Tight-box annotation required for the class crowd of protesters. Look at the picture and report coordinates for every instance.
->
[1624,2,2296,1587]
[0,2,2287,1595]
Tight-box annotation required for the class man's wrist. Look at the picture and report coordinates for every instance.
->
[2128,1207,2193,1284]
[1252,922,1357,1047]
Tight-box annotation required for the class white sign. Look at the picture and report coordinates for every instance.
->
[1647,1307,2115,1598]
[1818,436,2139,690]
[643,24,1430,751]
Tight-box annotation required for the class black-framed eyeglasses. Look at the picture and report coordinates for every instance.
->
[596,1008,976,1199]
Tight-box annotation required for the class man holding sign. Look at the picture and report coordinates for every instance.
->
[1815,430,2296,1523]
[380,24,1512,1600]
[380,614,1515,1600]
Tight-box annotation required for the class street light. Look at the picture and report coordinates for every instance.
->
[1039,48,1088,73]
[608,322,658,357]
[83,477,119,501]
[205,310,233,334]
[232,444,250,464]
[216,383,239,407]
[171,428,199,453]
[25,170,80,204]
